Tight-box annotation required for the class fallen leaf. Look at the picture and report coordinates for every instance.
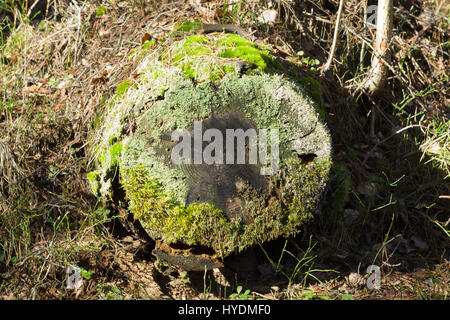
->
[9,55,18,64]
[27,85,50,95]
[91,70,108,84]
[141,32,152,44]
[27,85,41,93]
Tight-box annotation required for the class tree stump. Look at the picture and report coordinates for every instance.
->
[88,26,332,270]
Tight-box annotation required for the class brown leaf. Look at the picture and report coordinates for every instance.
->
[91,70,108,84]
[27,85,50,95]
[27,85,41,93]
[141,32,152,44]
[9,55,18,65]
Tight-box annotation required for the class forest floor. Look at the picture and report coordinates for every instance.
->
[0,0,449,300]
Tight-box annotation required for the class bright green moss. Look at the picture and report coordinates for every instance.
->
[92,140,123,200]
[173,20,203,33]
[107,80,133,110]
[170,35,216,80]
[171,35,211,63]
[97,148,106,168]
[109,142,123,166]
[87,170,101,196]
[96,6,107,16]
[216,34,255,48]
[217,34,281,71]
[142,39,156,50]
[219,46,268,70]
[128,39,158,60]
[160,33,280,82]
[122,166,235,250]
[116,80,131,98]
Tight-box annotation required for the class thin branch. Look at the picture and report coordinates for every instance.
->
[365,0,394,94]
[320,0,345,74]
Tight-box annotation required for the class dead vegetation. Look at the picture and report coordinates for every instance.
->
[0,0,449,300]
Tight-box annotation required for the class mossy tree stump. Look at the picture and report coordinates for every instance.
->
[88,25,332,270]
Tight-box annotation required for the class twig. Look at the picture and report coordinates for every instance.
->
[302,12,332,24]
[362,124,423,165]
[359,0,368,67]
[320,0,345,74]
[252,291,277,300]
[345,26,409,94]
[365,0,394,94]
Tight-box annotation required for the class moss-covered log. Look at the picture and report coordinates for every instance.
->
[88,25,332,269]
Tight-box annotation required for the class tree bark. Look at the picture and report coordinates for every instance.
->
[365,0,393,94]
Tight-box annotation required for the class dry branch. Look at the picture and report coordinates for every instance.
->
[365,0,394,94]
[320,0,345,74]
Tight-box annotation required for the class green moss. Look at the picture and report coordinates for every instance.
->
[122,166,235,250]
[169,35,216,80]
[128,39,158,60]
[217,34,281,71]
[89,27,333,257]
[87,170,101,196]
[142,39,156,50]
[93,140,124,200]
[109,142,123,166]
[159,33,280,82]
[173,35,211,61]
[173,20,203,33]
[296,76,325,121]
[285,158,332,226]
[122,158,331,257]
[107,80,133,109]
[323,162,351,223]
[96,6,107,16]
[98,140,122,168]
[216,34,254,47]
[116,80,132,98]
